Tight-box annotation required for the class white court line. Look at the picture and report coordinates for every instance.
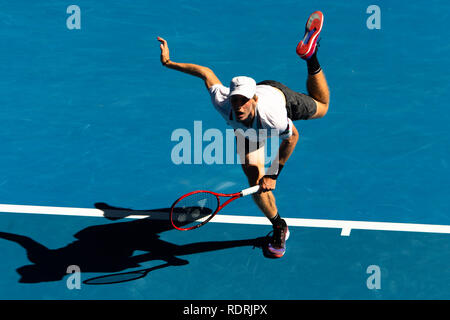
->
[0,203,450,237]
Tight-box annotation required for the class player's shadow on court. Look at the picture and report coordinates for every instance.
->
[0,203,268,284]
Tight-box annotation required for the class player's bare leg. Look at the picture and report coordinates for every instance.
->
[297,11,330,119]
[236,139,278,220]
[237,139,290,258]
[307,70,330,118]
[241,161,278,220]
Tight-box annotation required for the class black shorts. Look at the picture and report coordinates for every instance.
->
[257,80,317,120]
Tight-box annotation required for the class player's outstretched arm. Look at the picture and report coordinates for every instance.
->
[157,36,221,89]
[260,124,299,192]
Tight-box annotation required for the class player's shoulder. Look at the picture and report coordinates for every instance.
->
[256,87,288,129]
[256,86,286,112]
[255,84,273,95]
[208,83,230,94]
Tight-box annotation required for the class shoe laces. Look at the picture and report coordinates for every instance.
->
[271,224,286,247]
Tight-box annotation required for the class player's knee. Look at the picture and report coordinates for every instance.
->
[321,102,329,117]
[241,164,263,187]
[312,101,329,119]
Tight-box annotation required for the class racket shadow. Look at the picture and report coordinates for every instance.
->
[0,203,269,284]
[83,263,173,285]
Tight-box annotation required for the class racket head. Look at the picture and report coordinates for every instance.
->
[170,191,220,231]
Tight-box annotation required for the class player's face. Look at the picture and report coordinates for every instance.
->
[230,95,255,123]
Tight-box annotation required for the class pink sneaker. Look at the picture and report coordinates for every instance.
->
[296,11,324,60]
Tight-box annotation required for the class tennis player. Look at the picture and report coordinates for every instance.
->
[157,11,330,258]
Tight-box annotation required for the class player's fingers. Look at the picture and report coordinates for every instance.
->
[259,181,268,192]
[264,182,275,192]
[157,37,167,46]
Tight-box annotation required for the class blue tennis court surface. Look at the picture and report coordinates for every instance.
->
[0,0,449,299]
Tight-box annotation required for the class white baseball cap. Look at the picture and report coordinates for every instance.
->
[229,76,256,99]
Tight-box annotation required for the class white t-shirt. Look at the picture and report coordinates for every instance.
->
[208,84,293,142]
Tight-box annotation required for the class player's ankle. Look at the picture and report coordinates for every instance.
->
[307,51,321,75]
[269,213,286,228]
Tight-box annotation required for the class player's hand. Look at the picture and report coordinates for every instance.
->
[157,36,170,66]
[259,175,277,192]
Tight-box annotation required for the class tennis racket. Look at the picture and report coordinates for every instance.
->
[170,185,260,231]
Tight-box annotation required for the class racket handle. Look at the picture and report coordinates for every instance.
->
[240,185,261,197]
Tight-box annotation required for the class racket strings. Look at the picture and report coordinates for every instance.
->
[171,192,218,229]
